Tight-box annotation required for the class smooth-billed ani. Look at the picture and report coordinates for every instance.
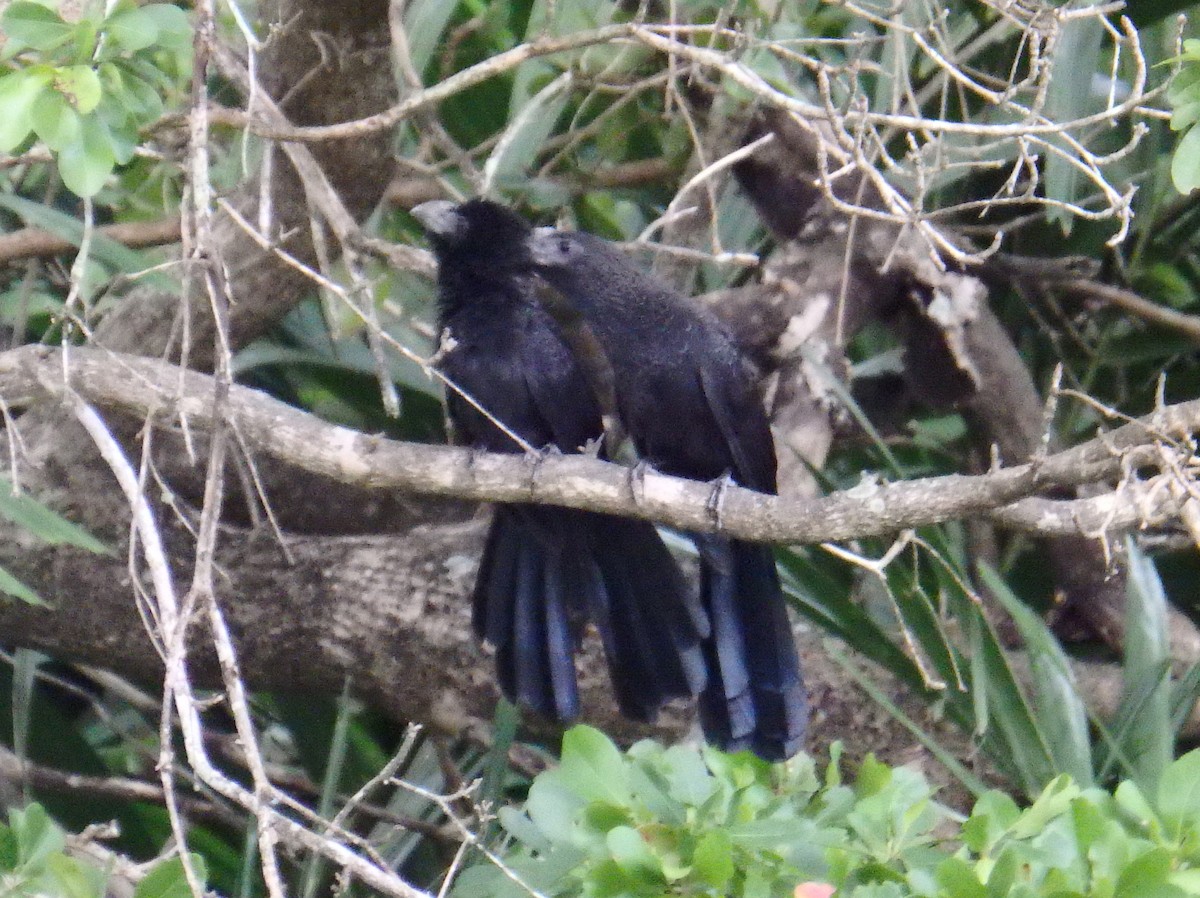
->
[528,228,807,761]
[412,198,707,725]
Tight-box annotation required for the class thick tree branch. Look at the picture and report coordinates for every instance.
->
[1,345,1193,545]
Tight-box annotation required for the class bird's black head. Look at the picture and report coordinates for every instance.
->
[412,198,533,275]
[527,227,600,273]
[528,228,635,300]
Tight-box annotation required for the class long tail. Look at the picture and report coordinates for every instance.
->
[695,537,807,761]
[472,506,708,724]
[583,514,708,722]
[472,505,580,721]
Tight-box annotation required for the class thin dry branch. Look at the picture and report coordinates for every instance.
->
[209,24,640,142]
[0,218,183,264]
[0,747,241,829]
[70,391,435,898]
[1060,279,1200,346]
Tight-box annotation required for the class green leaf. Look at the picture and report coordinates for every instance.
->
[558,725,631,805]
[1167,65,1200,108]
[1172,125,1200,194]
[92,98,137,164]
[659,744,717,807]
[10,804,65,870]
[986,845,1019,898]
[137,4,192,53]
[54,65,102,114]
[0,825,20,878]
[961,791,1020,853]
[978,562,1093,785]
[1043,12,1104,230]
[71,18,98,62]
[855,754,892,798]
[29,86,80,151]
[1117,540,1173,793]
[103,7,160,52]
[483,70,571,192]
[935,856,986,898]
[134,855,207,898]
[0,69,48,151]
[402,0,460,76]
[2,3,74,53]
[1115,780,1160,830]
[56,113,116,197]
[1072,797,1110,855]
[1171,100,1200,133]
[692,830,734,889]
[44,854,107,898]
[497,808,551,854]
[479,698,519,815]
[1156,749,1200,841]
[1171,869,1200,892]
[101,62,163,121]
[0,564,44,605]
[526,770,586,841]
[961,589,1057,795]
[1008,775,1079,840]
[0,825,16,871]
[0,478,109,554]
[1115,848,1184,898]
[606,826,662,882]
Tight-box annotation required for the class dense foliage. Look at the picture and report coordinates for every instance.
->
[462,726,1200,898]
[1,1,1200,897]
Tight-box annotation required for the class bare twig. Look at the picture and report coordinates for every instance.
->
[0,218,183,264]
[1060,279,1200,346]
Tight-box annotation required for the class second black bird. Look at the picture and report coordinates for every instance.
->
[529,228,808,761]
[412,198,707,726]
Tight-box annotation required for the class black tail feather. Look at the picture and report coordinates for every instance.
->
[590,517,707,696]
[474,506,707,726]
[586,574,668,722]
[695,537,807,761]
[695,538,755,748]
[478,507,580,721]
[541,550,579,719]
[580,514,708,722]
[473,508,520,645]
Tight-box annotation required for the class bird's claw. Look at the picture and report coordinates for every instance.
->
[705,470,735,529]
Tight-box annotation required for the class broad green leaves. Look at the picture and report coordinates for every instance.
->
[0,1,191,196]
[0,69,53,151]
[2,4,76,54]
[461,730,1200,898]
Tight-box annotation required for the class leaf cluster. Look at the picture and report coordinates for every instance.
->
[0,802,205,898]
[457,726,1200,898]
[0,0,190,196]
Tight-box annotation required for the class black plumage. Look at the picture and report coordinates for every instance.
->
[528,228,808,761]
[412,198,707,725]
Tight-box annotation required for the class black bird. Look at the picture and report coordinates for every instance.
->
[412,198,708,725]
[528,228,807,761]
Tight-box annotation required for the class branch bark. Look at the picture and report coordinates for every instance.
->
[1,345,1193,545]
